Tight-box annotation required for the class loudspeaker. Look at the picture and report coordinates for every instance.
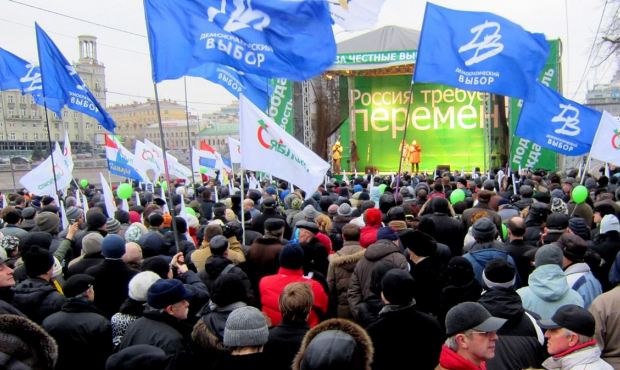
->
[436,165,450,173]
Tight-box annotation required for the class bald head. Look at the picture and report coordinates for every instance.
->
[243,198,254,210]
[507,216,526,239]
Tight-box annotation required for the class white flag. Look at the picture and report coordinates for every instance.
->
[228,137,242,164]
[81,192,89,213]
[239,95,329,197]
[98,172,117,217]
[591,111,620,167]
[63,131,74,172]
[59,200,69,230]
[160,185,170,214]
[192,147,218,177]
[20,143,72,196]
[329,0,385,31]
[134,140,160,183]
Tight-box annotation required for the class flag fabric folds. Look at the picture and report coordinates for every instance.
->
[133,140,160,182]
[515,82,601,156]
[105,134,146,182]
[63,131,74,172]
[35,23,116,132]
[413,3,549,100]
[590,111,620,166]
[0,48,44,105]
[143,0,336,82]
[329,0,385,31]
[20,142,72,196]
[192,147,218,177]
[228,136,241,163]
[98,172,117,217]
[239,95,329,197]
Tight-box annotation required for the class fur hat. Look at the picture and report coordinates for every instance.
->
[23,246,54,278]
[0,314,58,370]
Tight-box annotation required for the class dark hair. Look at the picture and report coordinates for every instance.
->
[1,207,21,224]
[279,282,313,323]
[342,223,360,242]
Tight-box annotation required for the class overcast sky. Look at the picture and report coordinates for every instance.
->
[0,0,614,115]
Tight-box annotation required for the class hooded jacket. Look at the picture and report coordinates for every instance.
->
[327,241,364,318]
[564,262,602,309]
[542,343,613,370]
[463,247,517,287]
[12,277,66,324]
[517,264,584,320]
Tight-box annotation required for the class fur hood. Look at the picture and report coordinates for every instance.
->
[292,318,374,370]
[0,314,58,370]
[328,248,365,268]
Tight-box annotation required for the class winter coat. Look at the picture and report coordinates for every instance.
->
[463,247,517,286]
[326,241,364,318]
[259,267,328,328]
[252,209,290,239]
[592,232,620,291]
[12,277,66,324]
[85,259,138,318]
[435,345,488,370]
[421,213,464,257]
[292,318,374,370]
[111,298,146,348]
[517,264,584,319]
[367,303,444,370]
[190,236,245,273]
[356,294,384,328]
[541,343,613,370]
[590,286,620,368]
[565,262,602,308]
[199,255,253,303]
[199,198,214,221]
[66,253,104,277]
[359,225,380,248]
[300,237,330,279]
[263,321,309,370]
[439,280,482,330]
[330,215,354,251]
[347,239,408,319]
[461,204,502,232]
[246,236,285,293]
[0,287,23,316]
[478,288,546,370]
[42,298,112,370]
[119,307,193,356]
[410,256,444,316]
[504,240,537,286]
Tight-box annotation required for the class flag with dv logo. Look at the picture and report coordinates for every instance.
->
[515,82,601,156]
[143,0,336,81]
[414,3,549,100]
[35,23,116,132]
[19,142,72,196]
[239,95,329,197]
[0,48,44,105]
[590,111,620,166]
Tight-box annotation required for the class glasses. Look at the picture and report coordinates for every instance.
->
[469,330,497,338]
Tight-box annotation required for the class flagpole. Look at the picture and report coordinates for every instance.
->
[0,97,17,192]
[183,78,197,198]
[395,83,415,193]
[152,83,181,253]
[581,153,592,185]
[240,168,246,246]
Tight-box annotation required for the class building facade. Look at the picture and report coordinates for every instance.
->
[196,102,239,156]
[0,35,107,159]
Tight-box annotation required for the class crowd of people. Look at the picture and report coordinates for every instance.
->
[0,167,619,370]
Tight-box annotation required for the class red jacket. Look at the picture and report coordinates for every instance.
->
[360,225,380,248]
[259,267,328,328]
[436,345,487,370]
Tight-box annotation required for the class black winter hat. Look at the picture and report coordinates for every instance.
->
[63,274,95,298]
[141,256,171,279]
[381,269,415,306]
[148,213,164,227]
[105,344,169,370]
[147,279,192,309]
[86,209,108,229]
[400,229,437,257]
[23,246,54,278]
[279,243,304,270]
[211,273,247,307]
[482,259,516,289]
[546,212,569,231]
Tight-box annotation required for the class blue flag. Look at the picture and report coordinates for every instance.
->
[515,82,601,156]
[0,48,45,105]
[188,63,269,110]
[143,0,336,82]
[414,3,549,100]
[35,23,116,132]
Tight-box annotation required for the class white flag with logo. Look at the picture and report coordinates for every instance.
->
[63,131,74,172]
[329,0,385,31]
[590,111,620,167]
[239,95,329,197]
[133,140,160,183]
[98,172,117,217]
[20,142,72,196]
[227,137,242,164]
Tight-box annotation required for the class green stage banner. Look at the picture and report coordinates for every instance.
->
[340,75,486,172]
[268,78,294,135]
[509,40,560,170]
[334,50,417,66]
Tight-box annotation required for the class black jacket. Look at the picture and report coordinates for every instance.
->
[366,303,444,370]
[263,321,309,370]
[42,298,112,370]
[199,198,215,222]
[212,352,268,370]
[478,288,545,370]
[12,277,65,324]
[85,259,138,318]
[438,279,482,329]
[410,256,443,316]
[0,287,23,316]
[592,231,620,291]
[421,212,464,257]
[504,239,537,287]
[251,209,290,239]
[199,255,253,301]
[66,253,104,277]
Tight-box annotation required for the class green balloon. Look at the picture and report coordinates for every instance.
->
[501,223,508,241]
[116,183,133,200]
[185,208,196,217]
[572,185,588,204]
[80,179,89,188]
[378,184,387,194]
[449,189,466,204]
[199,166,207,174]
[160,181,168,192]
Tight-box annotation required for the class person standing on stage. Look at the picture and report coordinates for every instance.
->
[409,140,421,174]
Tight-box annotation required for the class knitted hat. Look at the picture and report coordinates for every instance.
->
[302,205,319,221]
[128,271,161,302]
[568,217,591,241]
[279,243,304,270]
[482,259,516,289]
[129,211,142,224]
[223,306,269,347]
[381,269,415,305]
[600,214,620,234]
[101,234,126,259]
[82,232,104,255]
[142,256,171,279]
[65,206,83,222]
[125,223,147,243]
[546,213,569,231]
[105,218,121,234]
[86,210,107,229]
[63,274,94,298]
[558,234,588,262]
[471,218,496,242]
[147,279,192,309]
[291,198,303,210]
[35,212,60,234]
[534,244,564,267]
[0,235,20,253]
[376,227,398,241]
[19,232,52,251]
[550,198,568,215]
[337,203,353,217]
[364,208,382,227]
[23,246,54,277]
